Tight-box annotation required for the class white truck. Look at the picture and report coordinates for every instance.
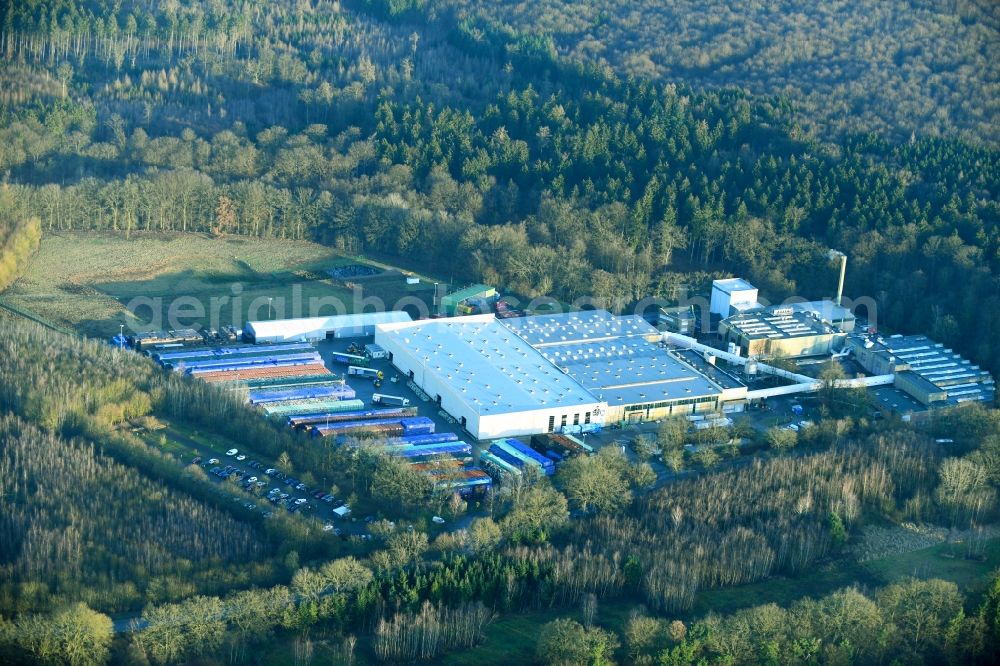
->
[371,393,410,407]
[347,365,384,380]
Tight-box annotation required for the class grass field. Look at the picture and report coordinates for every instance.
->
[0,232,425,337]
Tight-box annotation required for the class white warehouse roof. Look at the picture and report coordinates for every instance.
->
[246,312,411,342]
[504,311,726,406]
[376,315,599,415]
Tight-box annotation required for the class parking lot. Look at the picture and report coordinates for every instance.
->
[172,426,372,539]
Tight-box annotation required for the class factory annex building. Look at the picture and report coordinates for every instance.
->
[376,310,747,440]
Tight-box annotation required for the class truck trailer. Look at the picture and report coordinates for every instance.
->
[331,352,369,367]
[287,407,418,428]
[489,438,555,476]
[263,398,365,416]
[479,451,522,481]
[249,384,356,405]
[312,415,434,437]
[347,366,384,381]
[371,393,410,407]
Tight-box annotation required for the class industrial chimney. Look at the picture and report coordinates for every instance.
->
[828,249,847,307]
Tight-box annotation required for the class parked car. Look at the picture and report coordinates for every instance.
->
[294,498,308,505]
[236,454,246,461]
[432,516,446,524]
[323,495,335,503]
[191,456,202,465]
[323,524,335,532]
[226,449,238,456]
[295,483,307,491]
[246,476,258,483]
[208,458,220,465]
[265,468,277,475]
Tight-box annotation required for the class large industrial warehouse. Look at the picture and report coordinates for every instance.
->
[719,307,843,358]
[504,311,747,423]
[376,310,747,440]
[848,333,995,411]
[374,314,605,440]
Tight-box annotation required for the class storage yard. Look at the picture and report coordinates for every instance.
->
[148,326,495,499]
[133,288,995,509]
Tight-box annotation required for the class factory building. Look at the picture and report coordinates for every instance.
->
[848,334,995,409]
[719,307,842,358]
[785,300,857,333]
[710,278,760,318]
[374,314,606,440]
[438,284,497,317]
[658,305,698,335]
[375,310,747,440]
[503,311,746,423]
[245,312,411,343]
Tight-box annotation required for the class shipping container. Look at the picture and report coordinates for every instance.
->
[261,398,364,416]
[238,374,335,389]
[313,422,400,437]
[378,434,461,454]
[433,469,492,496]
[331,352,369,366]
[479,451,522,481]
[490,438,555,475]
[395,443,473,459]
[485,445,526,470]
[249,384,356,405]
[398,416,433,434]
[410,458,467,472]
[197,363,329,383]
[386,433,459,446]
[287,407,418,428]
[131,329,202,350]
[530,433,594,459]
[155,342,312,363]
[182,352,321,373]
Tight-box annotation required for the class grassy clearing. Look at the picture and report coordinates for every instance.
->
[3,232,353,337]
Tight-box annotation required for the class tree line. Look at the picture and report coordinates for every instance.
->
[536,575,1000,665]
[1,0,997,377]
[443,0,1000,147]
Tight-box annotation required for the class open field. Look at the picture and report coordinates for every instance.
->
[0,232,438,337]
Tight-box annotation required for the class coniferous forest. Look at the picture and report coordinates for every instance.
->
[0,0,999,664]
